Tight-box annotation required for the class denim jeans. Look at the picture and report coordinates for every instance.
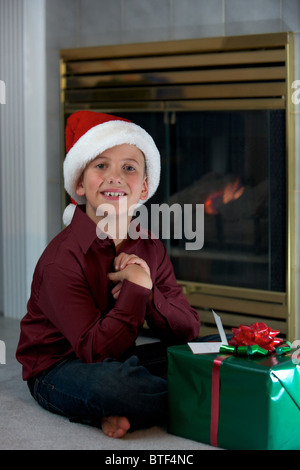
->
[27,343,168,431]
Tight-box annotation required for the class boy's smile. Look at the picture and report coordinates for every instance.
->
[102,190,127,200]
[75,143,148,225]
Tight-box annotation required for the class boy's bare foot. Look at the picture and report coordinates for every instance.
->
[101,416,130,438]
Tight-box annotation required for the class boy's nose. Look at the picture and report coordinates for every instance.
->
[106,173,123,184]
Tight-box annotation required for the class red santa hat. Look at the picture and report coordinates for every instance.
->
[63,110,161,225]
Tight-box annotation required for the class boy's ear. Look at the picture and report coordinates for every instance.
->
[75,175,85,197]
[139,176,149,201]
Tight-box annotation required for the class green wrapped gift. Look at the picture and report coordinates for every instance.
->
[167,344,300,450]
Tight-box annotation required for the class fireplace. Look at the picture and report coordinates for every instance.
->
[60,32,295,338]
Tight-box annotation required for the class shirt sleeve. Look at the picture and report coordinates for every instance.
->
[37,263,151,363]
[145,243,200,343]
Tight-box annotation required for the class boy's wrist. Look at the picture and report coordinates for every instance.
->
[125,264,153,290]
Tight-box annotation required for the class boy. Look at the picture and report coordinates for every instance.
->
[16,111,200,438]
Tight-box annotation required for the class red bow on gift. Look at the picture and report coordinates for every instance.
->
[229,322,283,353]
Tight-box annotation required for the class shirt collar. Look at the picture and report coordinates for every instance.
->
[70,205,112,254]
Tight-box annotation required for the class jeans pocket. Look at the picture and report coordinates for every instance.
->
[31,359,73,417]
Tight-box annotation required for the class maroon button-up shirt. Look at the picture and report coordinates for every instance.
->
[16,206,200,380]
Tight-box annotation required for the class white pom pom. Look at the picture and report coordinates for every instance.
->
[63,203,76,226]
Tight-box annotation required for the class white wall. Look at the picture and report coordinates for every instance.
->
[0,0,47,318]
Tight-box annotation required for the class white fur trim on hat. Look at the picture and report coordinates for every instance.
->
[63,119,161,207]
[62,203,77,227]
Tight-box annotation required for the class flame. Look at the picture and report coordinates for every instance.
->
[204,177,245,215]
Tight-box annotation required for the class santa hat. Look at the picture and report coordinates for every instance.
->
[63,110,161,225]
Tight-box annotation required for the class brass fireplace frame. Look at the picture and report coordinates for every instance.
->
[60,32,295,339]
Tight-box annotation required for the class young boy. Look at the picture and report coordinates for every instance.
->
[16,111,200,438]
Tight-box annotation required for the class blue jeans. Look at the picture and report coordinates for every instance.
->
[27,345,168,431]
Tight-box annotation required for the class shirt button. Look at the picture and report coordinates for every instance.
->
[157,302,161,309]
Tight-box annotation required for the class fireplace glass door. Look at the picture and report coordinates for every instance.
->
[120,109,286,293]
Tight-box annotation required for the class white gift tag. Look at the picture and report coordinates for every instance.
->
[188,310,228,354]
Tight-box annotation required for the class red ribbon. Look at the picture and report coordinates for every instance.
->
[229,322,282,353]
[210,355,228,447]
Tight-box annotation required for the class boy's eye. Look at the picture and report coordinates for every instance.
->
[96,163,106,169]
[124,165,135,172]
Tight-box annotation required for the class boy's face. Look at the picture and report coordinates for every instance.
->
[76,143,148,224]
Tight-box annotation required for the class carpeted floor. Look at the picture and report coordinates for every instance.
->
[0,315,217,451]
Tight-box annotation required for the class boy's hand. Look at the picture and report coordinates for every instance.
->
[108,253,152,299]
[114,253,151,277]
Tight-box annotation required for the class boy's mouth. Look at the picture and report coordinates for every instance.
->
[101,190,127,199]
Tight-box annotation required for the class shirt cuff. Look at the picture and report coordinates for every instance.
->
[151,285,170,318]
[115,279,152,314]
